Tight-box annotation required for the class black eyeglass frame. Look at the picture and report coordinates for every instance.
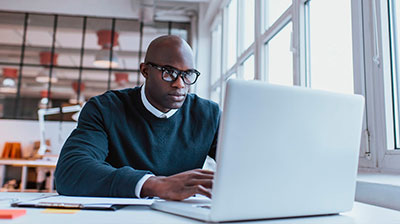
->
[145,62,200,85]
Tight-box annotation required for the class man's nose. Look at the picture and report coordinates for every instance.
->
[171,75,186,88]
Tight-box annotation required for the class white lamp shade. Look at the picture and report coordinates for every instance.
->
[36,69,58,83]
[94,49,119,68]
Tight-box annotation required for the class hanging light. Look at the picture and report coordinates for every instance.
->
[93,30,119,68]
[69,81,86,104]
[36,52,58,83]
[1,68,17,87]
[36,70,58,83]
[115,72,129,87]
[0,68,18,93]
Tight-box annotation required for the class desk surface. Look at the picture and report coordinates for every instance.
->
[0,159,57,167]
[1,192,400,224]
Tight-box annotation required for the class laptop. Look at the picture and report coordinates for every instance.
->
[151,79,365,222]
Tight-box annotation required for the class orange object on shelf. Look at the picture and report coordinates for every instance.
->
[0,209,26,219]
[1,142,12,158]
[1,142,22,159]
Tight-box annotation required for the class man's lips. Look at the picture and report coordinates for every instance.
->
[168,93,186,101]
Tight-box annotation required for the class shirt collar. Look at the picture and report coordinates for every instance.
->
[140,83,178,119]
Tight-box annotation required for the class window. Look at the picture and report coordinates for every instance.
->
[211,23,222,84]
[210,86,221,105]
[207,0,400,175]
[226,0,238,70]
[242,55,255,80]
[239,0,255,53]
[354,0,400,171]
[264,0,292,29]
[389,0,400,149]
[0,11,191,120]
[305,0,354,94]
[221,73,237,108]
[265,22,293,86]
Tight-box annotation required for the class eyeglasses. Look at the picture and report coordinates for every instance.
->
[146,62,200,85]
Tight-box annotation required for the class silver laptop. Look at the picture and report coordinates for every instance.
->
[151,79,365,222]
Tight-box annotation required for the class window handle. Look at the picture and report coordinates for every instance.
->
[372,0,381,67]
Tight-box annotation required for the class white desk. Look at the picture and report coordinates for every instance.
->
[1,192,400,224]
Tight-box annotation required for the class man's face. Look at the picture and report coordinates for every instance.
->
[140,37,196,113]
[141,60,192,113]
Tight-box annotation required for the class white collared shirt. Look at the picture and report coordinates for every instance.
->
[135,83,177,198]
[140,82,178,118]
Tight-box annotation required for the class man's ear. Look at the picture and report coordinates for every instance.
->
[140,63,148,79]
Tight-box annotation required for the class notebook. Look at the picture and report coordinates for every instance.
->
[12,195,153,210]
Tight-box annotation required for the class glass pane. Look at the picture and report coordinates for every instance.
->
[127,70,145,88]
[55,16,83,67]
[51,68,80,105]
[390,0,400,148]
[171,22,191,42]
[115,19,140,70]
[112,71,142,90]
[211,86,221,105]
[240,0,254,52]
[0,65,20,118]
[264,0,292,29]
[226,0,238,70]
[221,73,237,107]
[211,23,222,84]
[16,65,50,118]
[307,0,353,94]
[266,22,293,86]
[0,12,25,64]
[142,22,170,55]
[25,14,55,65]
[82,18,112,69]
[242,55,255,80]
[82,70,109,97]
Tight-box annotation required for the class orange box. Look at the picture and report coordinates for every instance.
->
[0,209,26,219]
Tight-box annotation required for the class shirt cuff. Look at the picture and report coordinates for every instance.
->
[135,174,155,198]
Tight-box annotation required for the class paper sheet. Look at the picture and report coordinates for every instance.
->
[15,195,154,209]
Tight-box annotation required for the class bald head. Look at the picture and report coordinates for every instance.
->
[139,35,196,112]
[144,35,194,69]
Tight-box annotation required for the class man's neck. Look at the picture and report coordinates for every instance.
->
[140,83,177,118]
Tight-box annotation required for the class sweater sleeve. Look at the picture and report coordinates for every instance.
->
[54,98,151,197]
[208,105,221,160]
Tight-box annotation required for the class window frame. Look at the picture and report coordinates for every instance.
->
[207,0,400,173]
[361,0,400,172]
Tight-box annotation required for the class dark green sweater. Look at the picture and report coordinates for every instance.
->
[54,87,220,197]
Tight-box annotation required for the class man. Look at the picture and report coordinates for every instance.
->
[55,35,220,200]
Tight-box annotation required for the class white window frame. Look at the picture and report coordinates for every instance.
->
[209,13,223,104]
[358,0,400,172]
[206,0,400,173]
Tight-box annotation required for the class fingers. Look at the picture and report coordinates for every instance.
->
[194,169,214,174]
[189,173,214,181]
[189,169,214,180]
[158,169,215,201]
[186,179,213,188]
[192,185,212,198]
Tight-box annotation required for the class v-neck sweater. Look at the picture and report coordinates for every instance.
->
[55,87,220,197]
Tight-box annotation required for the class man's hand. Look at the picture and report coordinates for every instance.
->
[141,169,214,201]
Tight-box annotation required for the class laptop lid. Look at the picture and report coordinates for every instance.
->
[210,79,364,222]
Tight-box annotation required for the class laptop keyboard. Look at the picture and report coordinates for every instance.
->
[195,204,211,209]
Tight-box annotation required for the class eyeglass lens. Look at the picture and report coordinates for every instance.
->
[162,69,197,84]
